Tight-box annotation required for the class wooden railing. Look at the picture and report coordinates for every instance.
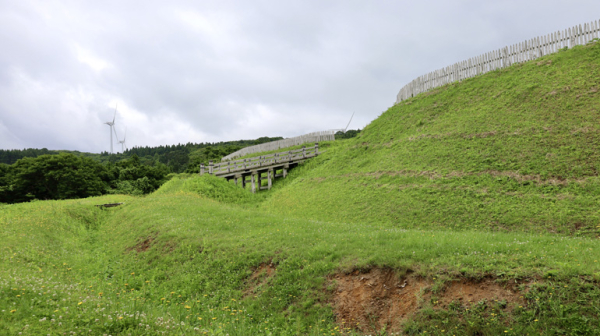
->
[396,18,600,104]
[202,144,319,176]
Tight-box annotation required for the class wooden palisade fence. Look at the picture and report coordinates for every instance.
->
[396,19,600,104]
[202,144,319,193]
[221,130,338,161]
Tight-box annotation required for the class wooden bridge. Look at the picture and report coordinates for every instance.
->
[200,144,319,193]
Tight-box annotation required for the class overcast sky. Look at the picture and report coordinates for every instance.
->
[1,0,598,153]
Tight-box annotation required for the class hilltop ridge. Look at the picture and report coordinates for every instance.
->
[262,41,600,236]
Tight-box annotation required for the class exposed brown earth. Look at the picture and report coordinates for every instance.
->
[128,233,178,254]
[244,262,276,297]
[129,236,156,252]
[436,279,524,310]
[329,269,528,334]
[329,268,429,334]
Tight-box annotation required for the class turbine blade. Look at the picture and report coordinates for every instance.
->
[344,112,355,132]
[113,104,117,123]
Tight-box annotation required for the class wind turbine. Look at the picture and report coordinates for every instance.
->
[104,104,118,154]
[118,127,127,152]
[344,112,355,132]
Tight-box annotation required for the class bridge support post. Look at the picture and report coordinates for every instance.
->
[283,164,289,178]
[234,174,241,186]
[268,169,273,190]
[200,164,205,175]
[251,173,257,193]
[257,171,262,189]
[209,161,214,174]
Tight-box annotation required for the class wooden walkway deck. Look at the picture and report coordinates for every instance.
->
[200,144,319,193]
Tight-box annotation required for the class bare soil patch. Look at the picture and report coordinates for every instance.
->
[244,262,276,297]
[329,268,429,334]
[128,236,156,253]
[437,279,524,310]
[330,269,529,334]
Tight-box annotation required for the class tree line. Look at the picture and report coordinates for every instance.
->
[0,136,284,204]
[0,153,169,203]
[0,133,360,204]
[0,137,283,172]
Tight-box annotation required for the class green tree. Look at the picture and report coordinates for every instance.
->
[162,149,189,173]
[7,153,108,203]
[186,145,242,173]
[335,129,361,139]
[110,155,169,195]
[0,163,11,203]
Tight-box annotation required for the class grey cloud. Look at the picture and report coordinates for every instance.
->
[1,0,600,152]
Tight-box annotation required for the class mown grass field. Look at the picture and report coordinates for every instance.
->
[2,42,600,335]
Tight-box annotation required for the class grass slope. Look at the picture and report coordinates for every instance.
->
[262,42,600,236]
[3,186,600,335]
[2,42,600,336]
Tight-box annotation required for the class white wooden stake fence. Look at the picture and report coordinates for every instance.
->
[221,129,341,161]
[396,19,600,104]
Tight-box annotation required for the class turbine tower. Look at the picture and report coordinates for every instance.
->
[118,127,127,152]
[104,104,118,154]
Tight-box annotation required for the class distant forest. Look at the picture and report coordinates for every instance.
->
[0,136,283,172]
[0,131,359,204]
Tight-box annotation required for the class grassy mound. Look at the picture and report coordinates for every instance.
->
[262,42,600,236]
[3,42,600,336]
[155,174,258,205]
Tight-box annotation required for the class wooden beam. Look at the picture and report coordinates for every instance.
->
[257,171,262,190]
[268,169,273,190]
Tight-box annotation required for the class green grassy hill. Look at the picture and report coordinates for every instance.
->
[262,41,600,236]
[2,42,600,336]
